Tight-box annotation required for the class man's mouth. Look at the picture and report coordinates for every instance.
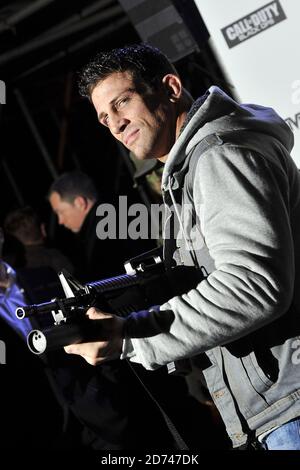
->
[124,129,139,146]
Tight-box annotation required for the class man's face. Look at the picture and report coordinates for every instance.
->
[91,71,177,161]
[49,192,86,233]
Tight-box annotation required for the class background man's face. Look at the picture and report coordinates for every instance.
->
[91,71,177,161]
[49,192,86,233]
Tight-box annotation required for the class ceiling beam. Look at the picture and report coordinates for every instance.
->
[0,3,123,66]
[0,0,55,34]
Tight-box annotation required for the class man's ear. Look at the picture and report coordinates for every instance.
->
[40,223,47,239]
[162,74,182,102]
[74,196,87,211]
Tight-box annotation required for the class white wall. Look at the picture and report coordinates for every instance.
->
[194,0,300,166]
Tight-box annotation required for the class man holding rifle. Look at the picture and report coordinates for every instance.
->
[65,43,300,450]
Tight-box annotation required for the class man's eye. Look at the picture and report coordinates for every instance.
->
[117,97,128,108]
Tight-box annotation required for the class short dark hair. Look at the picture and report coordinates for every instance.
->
[78,43,178,99]
[48,171,98,203]
[4,206,42,244]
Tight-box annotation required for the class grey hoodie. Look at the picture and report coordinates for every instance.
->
[122,86,300,446]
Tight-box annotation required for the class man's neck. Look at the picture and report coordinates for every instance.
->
[157,108,189,163]
[79,200,96,233]
[176,110,189,139]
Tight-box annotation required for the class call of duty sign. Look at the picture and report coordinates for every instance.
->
[221,1,286,48]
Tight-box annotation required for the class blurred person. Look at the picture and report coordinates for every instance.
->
[4,206,73,273]
[49,170,137,281]
[0,227,66,449]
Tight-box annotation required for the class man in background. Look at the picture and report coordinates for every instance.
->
[49,170,138,281]
[4,206,73,273]
[0,227,64,449]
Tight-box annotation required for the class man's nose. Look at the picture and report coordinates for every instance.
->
[110,116,128,135]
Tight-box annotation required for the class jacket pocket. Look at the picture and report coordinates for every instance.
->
[241,349,277,394]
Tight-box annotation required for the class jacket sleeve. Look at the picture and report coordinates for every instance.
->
[122,145,295,369]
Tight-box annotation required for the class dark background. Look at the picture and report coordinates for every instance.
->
[0,0,231,258]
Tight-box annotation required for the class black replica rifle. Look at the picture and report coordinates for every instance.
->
[15,248,174,355]
[16,248,204,450]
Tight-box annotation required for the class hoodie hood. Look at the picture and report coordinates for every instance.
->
[162,86,294,190]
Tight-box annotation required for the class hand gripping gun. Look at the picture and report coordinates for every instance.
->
[15,249,173,355]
